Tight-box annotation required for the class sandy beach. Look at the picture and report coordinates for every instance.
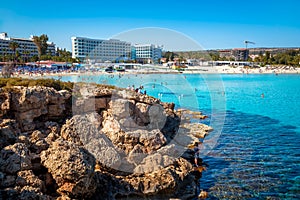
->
[211,65,300,74]
[11,65,299,79]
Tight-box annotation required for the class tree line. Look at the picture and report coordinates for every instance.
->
[253,50,300,66]
[164,50,300,66]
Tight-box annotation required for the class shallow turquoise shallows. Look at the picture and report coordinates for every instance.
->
[51,73,300,199]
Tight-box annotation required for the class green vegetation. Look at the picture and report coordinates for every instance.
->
[254,50,300,66]
[32,34,49,58]
[39,48,79,63]
[164,51,224,61]
[0,78,74,91]
[8,42,20,67]
[9,42,20,58]
[163,51,178,62]
[175,51,212,61]
[0,78,118,92]
[165,50,300,66]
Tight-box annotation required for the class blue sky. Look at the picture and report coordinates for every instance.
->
[1,0,300,51]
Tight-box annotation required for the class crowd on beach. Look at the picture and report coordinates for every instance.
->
[1,64,300,79]
[1,65,76,77]
[215,65,300,74]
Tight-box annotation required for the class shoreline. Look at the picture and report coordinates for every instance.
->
[10,65,300,79]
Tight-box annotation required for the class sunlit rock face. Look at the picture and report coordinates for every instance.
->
[0,85,211,199]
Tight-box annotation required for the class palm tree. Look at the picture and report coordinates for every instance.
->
[21,45,31,65]
[9,42,19,58]
[32,34,49,59]
[9,42,20,67]
[32,36,41,58]
[0,48,4,62]
[33,34,49,68]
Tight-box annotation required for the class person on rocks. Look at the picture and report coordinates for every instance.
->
[194,142,201,167]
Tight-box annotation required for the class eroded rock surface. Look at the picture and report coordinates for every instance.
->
[0,85,212,199]
[41,138,96,198]
[8,86,71,131]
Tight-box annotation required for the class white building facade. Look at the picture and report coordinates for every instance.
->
[133,44,162,64]
[0,32,56,60]
[71,37,131,62]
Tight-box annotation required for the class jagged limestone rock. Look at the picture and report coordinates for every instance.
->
[40,139,96,198]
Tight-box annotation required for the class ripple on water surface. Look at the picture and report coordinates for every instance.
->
[200,110,300,199]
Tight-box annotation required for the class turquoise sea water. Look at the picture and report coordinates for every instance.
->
[52,73,300,199]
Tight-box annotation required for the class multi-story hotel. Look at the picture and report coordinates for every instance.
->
[71,37,131,62]
[133,44,162,64]
[0,32,56,60]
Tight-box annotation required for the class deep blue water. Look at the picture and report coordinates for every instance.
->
[52,73,300,199]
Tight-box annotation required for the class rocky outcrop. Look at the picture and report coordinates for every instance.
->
[2,86,71,131]
[0,143,32,174]
[40,139,96,198]
[0,84,212,199]
[0,90,10,118]
[0,119,21,150]
[125,157,193,195]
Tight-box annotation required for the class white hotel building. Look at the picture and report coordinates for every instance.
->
[133,44,162,64]
[71,37,131,62]
[0,32,56,59]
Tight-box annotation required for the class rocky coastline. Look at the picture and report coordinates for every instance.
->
[0,81,212,199]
